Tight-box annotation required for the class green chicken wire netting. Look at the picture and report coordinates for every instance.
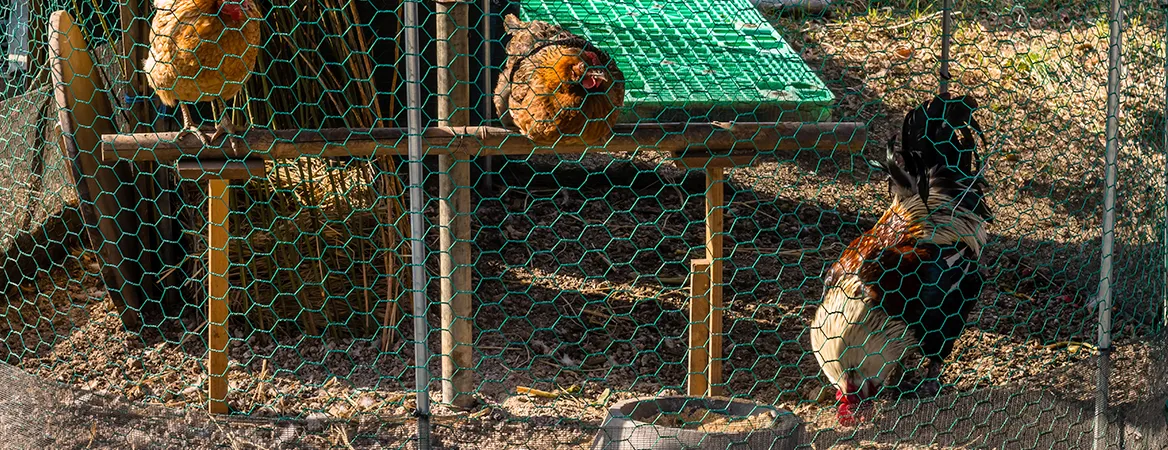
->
[0,0,1164,448]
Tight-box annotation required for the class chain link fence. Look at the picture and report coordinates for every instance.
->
[0,0,1166,448]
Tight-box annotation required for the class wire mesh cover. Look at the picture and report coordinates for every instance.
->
[517,0,835,121]
[0,361,421,448]
[1,0,1168,448]
[1,359,1164,449]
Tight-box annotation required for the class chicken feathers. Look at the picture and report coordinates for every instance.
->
[493,14,625,145]
[810,92,992,426]
[144,0,261,146]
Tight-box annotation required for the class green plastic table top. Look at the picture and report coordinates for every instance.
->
[517,0,835,122]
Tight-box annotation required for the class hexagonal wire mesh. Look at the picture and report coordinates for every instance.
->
[0,0,1166,448]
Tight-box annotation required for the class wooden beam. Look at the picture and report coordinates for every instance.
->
[48,10,143,328]
[435,0,471,125]
[175,160,267,181]
[688,259,711,396]
[674,153,766,170]
[207,178,231,415]
[100,122,868,162]
[705,168,725,397]
[478,0,497,193]
[436,0,475,411]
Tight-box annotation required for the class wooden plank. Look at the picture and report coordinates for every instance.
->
[100,122,869,162]
[674,154,761,170]
[688,258,711,396]
[436,0,476,411]
[206,179,231,415]
[122,0,182,318]
[175,160,266,181]
[48,10,143,328]
[478,0,497,193]
[705,168,725,397]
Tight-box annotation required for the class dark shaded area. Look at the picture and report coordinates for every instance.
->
[0,208,84,291]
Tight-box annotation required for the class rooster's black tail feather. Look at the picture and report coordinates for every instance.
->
[876,93,992,222]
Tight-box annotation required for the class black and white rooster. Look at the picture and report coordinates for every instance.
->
[809,92,993,426]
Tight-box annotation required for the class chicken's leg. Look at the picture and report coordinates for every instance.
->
[890,357,942,399]
[175,103,212,146]
[209,99,247,152]
[917,361,943,398]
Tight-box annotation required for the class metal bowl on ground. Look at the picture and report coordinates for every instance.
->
[589,395,804,450]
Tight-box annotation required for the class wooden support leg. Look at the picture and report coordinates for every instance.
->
[207,178,231,415]
[688,259,711,396]
[177,161,263,415]
[705,168,725,396]
[440,154,474,409]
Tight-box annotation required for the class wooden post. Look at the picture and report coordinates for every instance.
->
[207,178,231,415]
[705,168,725,396]
[439,157,473,408]
[174,161,262,415]
[688,259,711,396]
[436,0,475,409]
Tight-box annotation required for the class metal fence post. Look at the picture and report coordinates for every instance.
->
[480,0,495,192]
[1161,0,1168,331]
[1095,0,1124,447]
[404,0,432,446]
[939,0,953,94]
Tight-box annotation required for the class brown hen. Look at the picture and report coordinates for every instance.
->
[144,0,261,146]
[493,14,625,145]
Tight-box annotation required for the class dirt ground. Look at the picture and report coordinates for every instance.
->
[4,2,1168,449]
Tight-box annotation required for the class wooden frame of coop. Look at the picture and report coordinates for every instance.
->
[49,5,867,414]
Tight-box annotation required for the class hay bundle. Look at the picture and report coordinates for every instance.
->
[177,0,411,344]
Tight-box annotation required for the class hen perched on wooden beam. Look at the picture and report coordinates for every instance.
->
[143,0,261,148]
[493,14,625,146]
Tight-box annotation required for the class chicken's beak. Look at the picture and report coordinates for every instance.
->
[580,69,608,91]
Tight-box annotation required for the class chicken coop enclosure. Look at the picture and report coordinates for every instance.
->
[1,0,1168,448]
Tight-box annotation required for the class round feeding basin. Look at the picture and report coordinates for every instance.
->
[589,395,804,450]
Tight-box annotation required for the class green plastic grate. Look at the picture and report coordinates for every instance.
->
[518,0,835,122]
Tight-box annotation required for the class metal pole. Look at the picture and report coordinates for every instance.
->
[481,0,495,192]
[1094,0,1123,447]
[403,0,431,446]
[939,0,953,94]
[1161,0,1168,331]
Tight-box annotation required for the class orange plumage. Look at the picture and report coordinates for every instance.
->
[493,14,625,145]
[144,0,261,145]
